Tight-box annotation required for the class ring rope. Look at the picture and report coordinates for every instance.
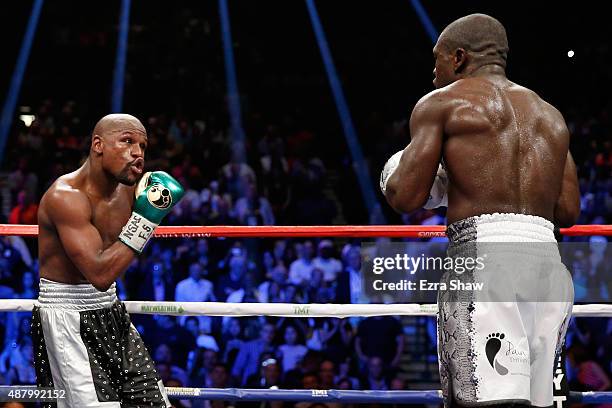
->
[0,300,609,317]
[1,224,611,238]
[0,386,609,403]
[162,389,611,403]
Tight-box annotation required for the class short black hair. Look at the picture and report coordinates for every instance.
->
[439,14,509,69]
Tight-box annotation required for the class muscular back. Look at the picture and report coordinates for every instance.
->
[441,77,569,224]
[38,170,134,284]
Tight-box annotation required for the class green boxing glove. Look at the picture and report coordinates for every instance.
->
[119,171,185,253]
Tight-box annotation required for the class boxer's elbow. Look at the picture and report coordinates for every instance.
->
[554,204,580,228]
[554,194,581,227]
[84,268,115,292]
[90,276,115,292]
[385,184,428,214]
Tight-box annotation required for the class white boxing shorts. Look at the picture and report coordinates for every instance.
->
[32,278,171,408]
[437,213,573,407]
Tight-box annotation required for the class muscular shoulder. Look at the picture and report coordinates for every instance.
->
[510,84,569,137]
[410,89,454,125]
[535,96,568,135]
[40,177,92,224]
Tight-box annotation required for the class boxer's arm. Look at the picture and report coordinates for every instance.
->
[554,151,580,227]
[385,94,445,213]
[48,189,136,291]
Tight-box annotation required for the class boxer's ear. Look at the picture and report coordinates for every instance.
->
[91,134,103,155]
[453,48,468,73]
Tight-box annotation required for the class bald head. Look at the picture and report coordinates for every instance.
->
[92,113,146,139]
[438,14,508,69]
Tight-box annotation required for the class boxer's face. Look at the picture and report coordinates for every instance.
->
[94,120,147,186]
[433,42,455,89]
[432,38,468,89]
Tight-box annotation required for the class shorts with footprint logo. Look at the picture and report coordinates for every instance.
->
[437,214,573,408]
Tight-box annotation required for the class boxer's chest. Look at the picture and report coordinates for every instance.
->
[91,192,133,248]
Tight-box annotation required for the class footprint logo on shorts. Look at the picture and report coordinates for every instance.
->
[485,333,508,376]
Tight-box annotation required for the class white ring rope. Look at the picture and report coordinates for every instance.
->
[2,299,610,317]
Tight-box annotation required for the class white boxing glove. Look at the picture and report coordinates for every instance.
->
[423,163,448,209]
[380,150,403,195]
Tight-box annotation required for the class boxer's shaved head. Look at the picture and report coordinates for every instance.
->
[438,13,509,69]
[92,113,146,140]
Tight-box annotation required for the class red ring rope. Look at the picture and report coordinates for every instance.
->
[1,224,610,238]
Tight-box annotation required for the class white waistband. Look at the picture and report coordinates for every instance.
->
[36,278,118,310]
[475,213,555,242]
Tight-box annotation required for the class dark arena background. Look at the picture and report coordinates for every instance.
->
[0,1,609,407]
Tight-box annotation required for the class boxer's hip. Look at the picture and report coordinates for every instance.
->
[36,278,118,310]
[446,212,556,243]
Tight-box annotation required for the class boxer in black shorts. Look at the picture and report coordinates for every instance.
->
[34,114,184,407]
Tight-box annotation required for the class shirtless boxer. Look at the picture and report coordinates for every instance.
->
[380,14,580,408]
[33,114,184,407]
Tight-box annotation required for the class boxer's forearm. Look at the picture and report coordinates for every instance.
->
[385,148,433,213]
[83,241,137,291]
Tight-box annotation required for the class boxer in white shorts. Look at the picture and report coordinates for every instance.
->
[380,13,580,408]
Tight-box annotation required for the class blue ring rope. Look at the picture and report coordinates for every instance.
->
[0,387,609,403]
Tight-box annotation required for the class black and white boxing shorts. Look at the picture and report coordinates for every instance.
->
[437,213,573,407]
[32,278,171,407]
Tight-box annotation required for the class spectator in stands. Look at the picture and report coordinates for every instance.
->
[3,338,35,385]
[150,316,196,367]
[217,254,247,301]
[175,262,215,331]
[234,182,275,226]
[154,343,189,386]
[356,316,404,370]
[186,347,218,387]
[232,323,277,385]
[221,318,244,369]
[7,157,37,204]
[289,241,315,287]
[334,357,359,390]
[258,263,287,303]
[360,357,389,390]
[336,245,363,304]
[16,270,36,300]
[277,324,308,373]
[8,190,38,225]
[246,357,282,389]
[138,261,175,301]
[205,363,233,408]
[318,360,336,389]
[313,240,342,283]
[220,143,256,200]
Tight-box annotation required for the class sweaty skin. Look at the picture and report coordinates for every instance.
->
[38,114,148,291]
[385,43,580,227]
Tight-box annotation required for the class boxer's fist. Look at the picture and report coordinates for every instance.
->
[423,164,448,209]
[380,150,403,195]
[133,171,185,223]
[119,171,185,252]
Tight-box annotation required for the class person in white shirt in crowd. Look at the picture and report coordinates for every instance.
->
[288,241,315,287]
[313,240,342,283]
[257,263,288,303]
[175,262,216,332]
[277,324,308,373]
